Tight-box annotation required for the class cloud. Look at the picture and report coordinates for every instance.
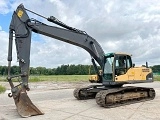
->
[30,36,90,68]
[0,27,17,66]
[0,0,12,14]
[0,0,160,68]
[0,30,8,65]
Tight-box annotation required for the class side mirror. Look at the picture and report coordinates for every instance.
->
[132,63,135,67]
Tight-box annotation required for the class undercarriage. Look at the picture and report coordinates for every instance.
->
[73,85,155,108]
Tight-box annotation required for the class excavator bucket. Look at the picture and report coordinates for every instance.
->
[11,85,44,117]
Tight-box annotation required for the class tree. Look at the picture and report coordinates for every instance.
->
[151,65,160,73]
[0,64,100,75]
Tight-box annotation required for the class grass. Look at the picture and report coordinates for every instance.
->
[29,75,90,82]
[0,75,160,82]
[0,76,7,81]
[154,75,160,81]
[0,75,90,82]
[0,85,6,93]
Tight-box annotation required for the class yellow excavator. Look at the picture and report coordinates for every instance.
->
[7,4,155,117]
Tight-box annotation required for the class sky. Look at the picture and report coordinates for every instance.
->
[0,0,160,68]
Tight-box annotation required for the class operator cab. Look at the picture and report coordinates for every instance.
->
[102,53,133,84]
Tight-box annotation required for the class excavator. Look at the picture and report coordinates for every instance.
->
[7,4,155,117]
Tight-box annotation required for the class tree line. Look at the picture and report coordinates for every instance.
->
[0,65,159,76]
[151,65,160,74]
[0,64,97,75]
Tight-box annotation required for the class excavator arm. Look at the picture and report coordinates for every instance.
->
[7,4,104,117]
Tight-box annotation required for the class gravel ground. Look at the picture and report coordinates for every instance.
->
[0,81,92,91]
[0,81,159,120]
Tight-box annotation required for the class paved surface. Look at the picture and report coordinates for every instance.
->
[0,81,160,120]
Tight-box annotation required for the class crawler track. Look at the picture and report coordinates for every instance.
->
[95,86,155,108]
[73,86,155,108]
[73,87,96,100]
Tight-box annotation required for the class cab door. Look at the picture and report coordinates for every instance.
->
[114,55,133,82]
[102,55,114,82]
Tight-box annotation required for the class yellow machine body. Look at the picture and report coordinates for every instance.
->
[115,67,152,82]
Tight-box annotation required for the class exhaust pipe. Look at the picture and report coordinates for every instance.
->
[9,84,44,117]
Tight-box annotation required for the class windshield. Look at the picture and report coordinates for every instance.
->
[104,56,114,74]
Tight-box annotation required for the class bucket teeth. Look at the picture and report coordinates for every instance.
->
[12,85,44,117]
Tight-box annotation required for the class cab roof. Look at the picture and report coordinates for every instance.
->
[105,52,132,57]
